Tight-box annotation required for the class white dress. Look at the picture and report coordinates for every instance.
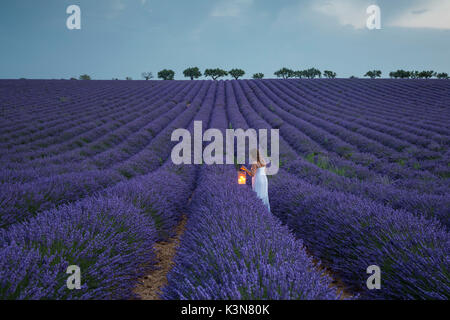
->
[252,167,270,212]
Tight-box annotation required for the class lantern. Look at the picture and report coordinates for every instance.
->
[238,171,246,185]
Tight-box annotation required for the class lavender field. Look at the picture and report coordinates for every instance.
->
[0,78,449,300]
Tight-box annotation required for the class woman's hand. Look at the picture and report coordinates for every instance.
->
[240,166,253,177]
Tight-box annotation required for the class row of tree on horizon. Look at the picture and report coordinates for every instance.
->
[72,68,449,81]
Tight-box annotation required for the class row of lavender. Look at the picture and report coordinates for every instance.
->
[1,79,349,300]
[0,79,218,298]
[0,162,195,299]
[1,79,449,299]
[222,80,449,299]
[163,90,341,300]
[162,165,340,300]
[0,79,280,299]
[270,173,449,299]
[0,81,213,227]
[163,79,449,299]
[228,80,449,228]
[246,80,449,192]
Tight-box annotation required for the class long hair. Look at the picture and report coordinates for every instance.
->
[251,149,266,167]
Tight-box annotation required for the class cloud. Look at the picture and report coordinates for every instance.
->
[411,9,428,15]
[311,0,372,29]
[105,0,126,18]
[211,0,253,17]
[107,0,150,19]
[389,0,450,30]
[112,0,126,12]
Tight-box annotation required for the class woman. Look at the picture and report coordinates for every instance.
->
[249,149,270,212]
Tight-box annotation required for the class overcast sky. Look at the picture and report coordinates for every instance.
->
[1,0,449,79]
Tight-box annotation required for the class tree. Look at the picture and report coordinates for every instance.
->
[158,69,175,80]
[389,71,396,79]
[183,67,202,80]
[364,70,382,79]
[295,68,322,79]
[293,70,305,78]
[301,68,321,79]
[142,72,153,80]
[274,68,294,79]
[79,74,91,80]
[312,68,322,78]
[390,70,411,79]
[323,70,337,79]
[409,71,420,79]
[229,69,245,80]
[419,71,435,79]
[436,72,449,79]
[253,73,264,79]
[126,77,132,80]
[204,68,228,80]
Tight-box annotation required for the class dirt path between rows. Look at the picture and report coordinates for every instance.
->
[307,250,355,300]
[134,216,353,300]
[134,215,187,300]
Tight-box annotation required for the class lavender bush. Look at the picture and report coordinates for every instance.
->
[270,171,450,299]
[1,78,448,299]
[163,166,340,300]
[0,196,157,299]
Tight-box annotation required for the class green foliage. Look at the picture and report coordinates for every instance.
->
[229,68,245,80]
[419,71,435,79]
[405,70,446,79]
[141,72,153,80]
[79,74,91,80]
[252,73,264,79]
[389,70,411,79]
[294,68,322,79]
[304,68,322,79]
[436,72,449,79]
[158,69,175,80]
[293,70,304,78]
[204,68,228,80]
[274,68,294,79]
[183,67,202,80]
[364,70,382,79]
[405,70,435,79]
[323,70,337,79]
[409,71,420,79]
[305,153,347,177]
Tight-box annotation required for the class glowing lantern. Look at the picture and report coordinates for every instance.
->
[238,171,246,185]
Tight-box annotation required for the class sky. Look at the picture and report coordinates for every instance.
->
[0,0,449,79]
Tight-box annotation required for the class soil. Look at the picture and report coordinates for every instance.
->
[306,248,355,300]
[134,215,187,300]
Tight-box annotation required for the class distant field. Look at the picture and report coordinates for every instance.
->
[0,79,448,300]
